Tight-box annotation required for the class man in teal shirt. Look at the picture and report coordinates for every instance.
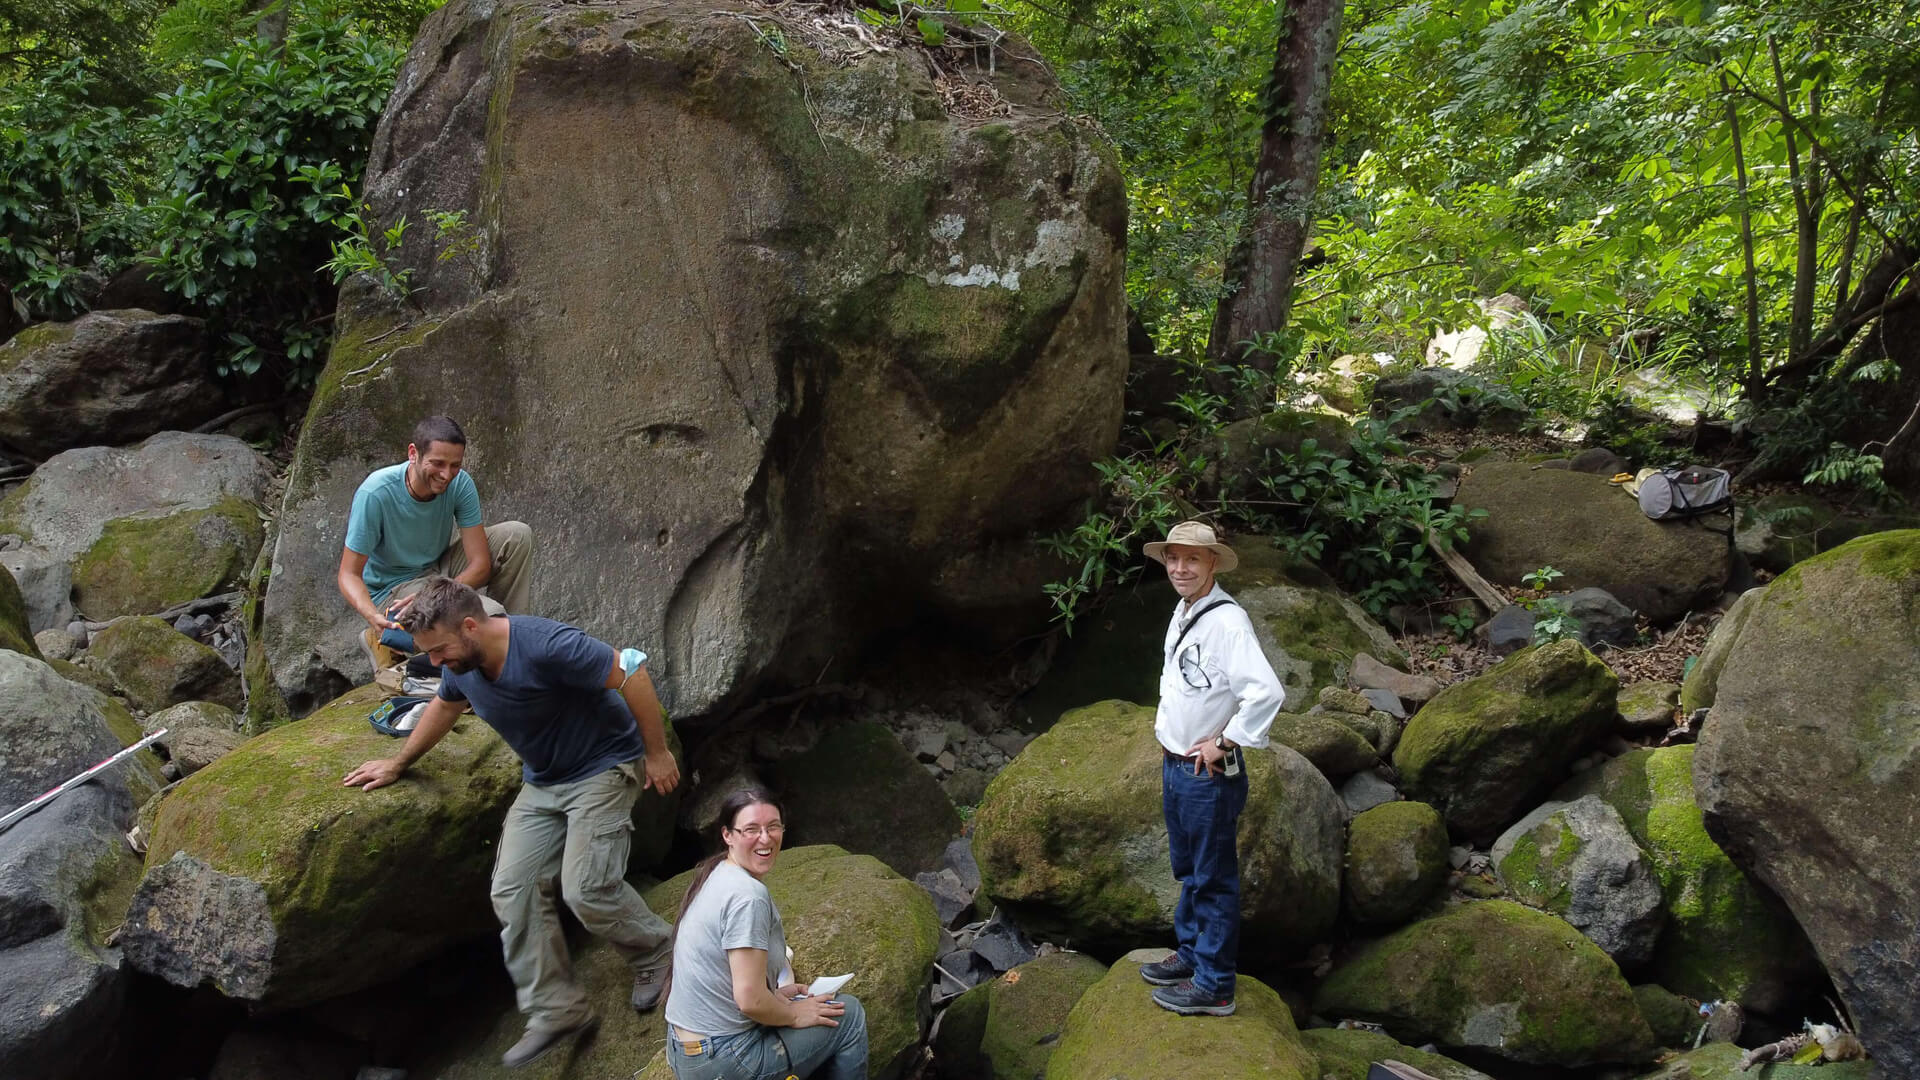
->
[336,415,534,666]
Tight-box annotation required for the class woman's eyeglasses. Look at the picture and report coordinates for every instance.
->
[730,824,786,840]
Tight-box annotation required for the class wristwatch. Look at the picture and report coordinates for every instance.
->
[1214,735,1235,751]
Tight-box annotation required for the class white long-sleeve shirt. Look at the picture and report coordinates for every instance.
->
[1153,584,1285,756]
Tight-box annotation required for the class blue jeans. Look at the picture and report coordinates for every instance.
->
[1162,756,1248,997]
[665,995,868,1080]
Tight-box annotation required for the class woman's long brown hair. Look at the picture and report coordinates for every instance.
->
[660,787,785,1011]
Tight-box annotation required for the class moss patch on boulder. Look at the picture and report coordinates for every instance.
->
[1313,900,1656,1067]
[1632,984,1698,1049]
[0,562,41,658]
[767,722,961,877]
[1240,582,1407,704]
[120,686,523,1007]
[1554,745,1816,1011]
[1629,1042,1873,1080]
[933,951,1106,1080]
[973,701,1342,961]
[1047,954,1315,1080]
[70,497,263,619]
[1345,801,1449,925]
[87,615,242,712]
[646,846,939,1077]
[1394,640,1618,843]
[1297,1028,1492,1080]
[1271,711,1379,779]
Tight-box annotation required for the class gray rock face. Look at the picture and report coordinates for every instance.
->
[1678,587,1762,715]
[1616,681,1679,731]
[1483,604,1535,655]
[0,929,126,1080]
[0,433,273,631]
[1457,462,1730,623]
[261,0,1127,717]
[1554,586,1637,648]
[1349,651,1442,704]
[0,310,221,458]
[1492,796,1666,969]
[120,852,278,1000]
[1695,532,1920,1074]
[31,629,73,662]
[0,650,156,813]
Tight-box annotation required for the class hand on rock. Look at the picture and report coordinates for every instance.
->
[344,758,405,790]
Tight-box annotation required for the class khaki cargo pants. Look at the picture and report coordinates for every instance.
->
[491,761,672,1029]
[389,520,534,615]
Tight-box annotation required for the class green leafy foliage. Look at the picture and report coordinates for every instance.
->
[1040,453,1189,630]
[1530,597,1582,646]
[1521,565,1564,592]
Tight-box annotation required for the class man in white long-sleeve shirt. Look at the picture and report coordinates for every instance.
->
[1137,520,1285,1016]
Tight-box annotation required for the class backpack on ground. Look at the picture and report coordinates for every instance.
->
[1633,464,1733,522]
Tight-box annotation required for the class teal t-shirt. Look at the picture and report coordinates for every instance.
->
[344,463,482,602]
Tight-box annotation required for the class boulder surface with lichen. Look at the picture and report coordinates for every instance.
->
[933,951,1107,1080]
[119,686,524,1008]
[1394,639,1618,843]
[1695,530,1920,1073]
[261,0,1127,717]
[1345,800,1449,925]
[973,700,1342,962]
[1047,953,1316,1080]
[1313,900,1656,1067]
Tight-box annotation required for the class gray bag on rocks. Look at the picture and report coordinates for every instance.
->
[1636,465,1732,521]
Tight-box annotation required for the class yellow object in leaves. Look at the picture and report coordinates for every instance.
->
[1792,1042,1826,1065]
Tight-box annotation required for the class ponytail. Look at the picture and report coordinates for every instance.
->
[658,787,784,1009]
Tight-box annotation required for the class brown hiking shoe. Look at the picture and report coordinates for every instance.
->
[501,1014,598,1068]
[631,966,666,1012]
[361,627,405,693]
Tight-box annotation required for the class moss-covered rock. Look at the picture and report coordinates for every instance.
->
[645,846,939,1078]
[263,0,1127,719]
[0,309,220,458]
[1394,640,1618,843]
[767,722,962,877]
[1490,796,1664,968]
[1313,900,1656,1067]
[0,562,40,659]
[1046,954,1316,1080]
[1554,746,1816,1012]
[1631,984,1699,1048]
[70,497,263,620]
[1629,1042,1874,1080]
[146,700,239,735]
[1678,587,1762,715]
[49,657,116,697]
[1296,1028,1493,1080]
[1345,801,1448,925]
[119,686,523,1008]
[974,701,1343,961]
[1240,581,1408,704]
[1456,461,1730,622]
[1271,711,1379,779]
[86,615,242,712]
[933,951,1106,1080]
[1618,680,1680,731]
[1695,530,1920,1071]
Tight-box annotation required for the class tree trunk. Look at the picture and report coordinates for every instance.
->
[250,0,288,46]
[1722,71,1765,399]
[1206,0,1345,373]
[1770,39,1821,360]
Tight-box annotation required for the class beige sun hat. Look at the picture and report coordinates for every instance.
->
[1143,520,1239,573]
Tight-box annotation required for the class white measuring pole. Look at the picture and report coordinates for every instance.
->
[0,728,168,834]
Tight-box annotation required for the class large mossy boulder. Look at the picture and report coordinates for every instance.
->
[1679,587,1762,715]
[1393,640,1618,844]
[933,951,1107,1080]
[1491,796,1665,968]
[1554,745,1816,1012]
[1296,1028,1493,1080]
[1695,531,1920,1071]
[973,701,1343,961]
[1344,800,1449,925]
[262,0,1127,716]
[0,563,39,659]
[86,615,242,712]
[0,432,271,630]
[1629,1042,1874,1080]
[0,651,162,1080]
[119,686,523,1008]
[1313,900,1656,1067]
[70,497,263,620]
[1046,954,1316,1080]
[646,846,939,1078]
[1239,580,1407,705]
[1456,462,1730,622]
[766,722,961,877]
[1270,711,1379,779]
[0,310,221,458]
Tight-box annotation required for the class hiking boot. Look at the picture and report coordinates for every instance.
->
[631,966,666,1012]
[360,627,405,672]
[501,1014,598,1068]
[1151,980,1236,1016]
[1138,953,1194,986]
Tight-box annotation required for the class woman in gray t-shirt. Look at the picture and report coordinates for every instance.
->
[662,789,869,1080]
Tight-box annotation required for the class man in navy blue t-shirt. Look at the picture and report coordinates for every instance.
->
[344,576,680,1069]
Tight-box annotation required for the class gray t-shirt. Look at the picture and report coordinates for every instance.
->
[663,861,786,1037]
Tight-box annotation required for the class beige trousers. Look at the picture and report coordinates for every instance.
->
[491,762,673,1029]
[389,520,534,614]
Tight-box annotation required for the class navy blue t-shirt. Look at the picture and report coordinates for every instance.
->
[437,615,647,785]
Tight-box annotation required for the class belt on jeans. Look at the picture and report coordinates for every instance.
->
[1163,748,1198,764]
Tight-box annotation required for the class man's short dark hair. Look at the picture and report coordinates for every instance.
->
[401,575,486,633]
[411,415,466,452]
